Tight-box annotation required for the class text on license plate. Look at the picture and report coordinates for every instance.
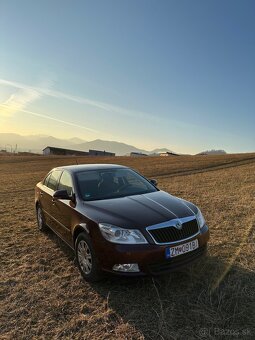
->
[165,239,199,259]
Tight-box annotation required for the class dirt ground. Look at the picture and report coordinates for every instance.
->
[0,153,254,339]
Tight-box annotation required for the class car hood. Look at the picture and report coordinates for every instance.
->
[82,190,198,229]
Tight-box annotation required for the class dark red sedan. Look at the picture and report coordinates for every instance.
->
[35,164,209,281]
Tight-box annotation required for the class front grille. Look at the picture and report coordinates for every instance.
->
[148,245,207,274]
[148,218,199,244]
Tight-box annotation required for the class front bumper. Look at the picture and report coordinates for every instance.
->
[97,226,210,276]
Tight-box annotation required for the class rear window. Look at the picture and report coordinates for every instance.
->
[46,170,62,191]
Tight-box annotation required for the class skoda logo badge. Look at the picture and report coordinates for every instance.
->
[175,221,182,230]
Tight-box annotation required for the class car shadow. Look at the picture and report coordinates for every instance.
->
[46,231,255,339]
[90,254,255,339]
[44,227,75,260]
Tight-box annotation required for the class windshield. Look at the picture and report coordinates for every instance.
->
[75,168,158,201]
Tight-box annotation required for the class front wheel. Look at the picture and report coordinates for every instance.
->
[75,232,103,282]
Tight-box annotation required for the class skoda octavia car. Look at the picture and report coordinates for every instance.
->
[35,164,209,281]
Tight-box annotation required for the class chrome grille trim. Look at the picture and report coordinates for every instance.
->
[146,216,200,245]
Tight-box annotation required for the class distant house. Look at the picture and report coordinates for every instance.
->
[89,149,115,157]
[42,146,115,157]
[43,146,89,156]
[130,152,148,157]
[159,151,179,156]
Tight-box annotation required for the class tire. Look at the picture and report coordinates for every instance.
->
[75,232,103,282]
[36,205,48,232]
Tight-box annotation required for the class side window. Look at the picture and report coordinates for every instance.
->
[47,170,62,191]
[43,173,51,186]
[58,171,73,196]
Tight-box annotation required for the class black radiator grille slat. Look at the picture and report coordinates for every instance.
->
[148,219,199,243]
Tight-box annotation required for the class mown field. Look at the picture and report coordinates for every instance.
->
[0,153,255,339]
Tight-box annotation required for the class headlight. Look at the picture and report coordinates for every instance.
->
[98,223,148,244]
[196,208,206,229]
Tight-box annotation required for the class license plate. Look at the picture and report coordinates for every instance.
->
[165,239,199,259]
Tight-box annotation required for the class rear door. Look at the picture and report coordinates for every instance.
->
[50,170,74,246]
[40,170,62,230]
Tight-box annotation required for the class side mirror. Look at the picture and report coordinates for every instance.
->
[150,179,158,186]
[53,189,71,200]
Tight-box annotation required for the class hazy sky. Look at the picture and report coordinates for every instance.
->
[0,0,254,153]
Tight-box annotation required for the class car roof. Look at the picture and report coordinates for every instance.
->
[52,164,129,173]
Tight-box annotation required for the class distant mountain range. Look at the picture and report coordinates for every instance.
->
[0,133,227,156]
[0,133,86,152]
[0,133,175,156]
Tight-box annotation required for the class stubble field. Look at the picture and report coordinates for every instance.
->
[0,153,255,339]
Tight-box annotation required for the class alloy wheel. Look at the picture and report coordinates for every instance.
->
[77,240,93,274]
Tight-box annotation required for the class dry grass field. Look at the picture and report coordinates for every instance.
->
[0,153,255,339]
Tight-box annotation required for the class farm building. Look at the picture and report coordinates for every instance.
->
[43,146,89,156]
[43,146,115,157]
[159,151,179,156]
[130,152,148,157]
[89,149,115,156]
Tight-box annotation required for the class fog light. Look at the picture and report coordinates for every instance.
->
[112,263,140,272]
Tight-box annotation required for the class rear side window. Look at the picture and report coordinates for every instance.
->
[46,170,62,191]
[43,173,51,186]
[58,171,73,196]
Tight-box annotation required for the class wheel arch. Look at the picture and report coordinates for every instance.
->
[73,223,90,246]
